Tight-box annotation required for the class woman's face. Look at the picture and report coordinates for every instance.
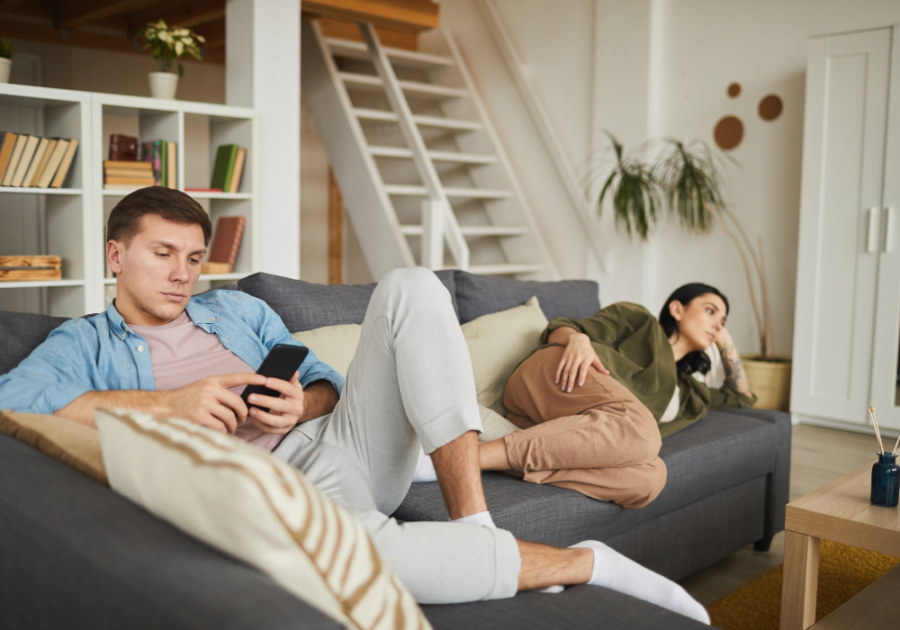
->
[669,293,728,352]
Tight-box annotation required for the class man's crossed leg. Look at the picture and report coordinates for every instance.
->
[273,268,708,623]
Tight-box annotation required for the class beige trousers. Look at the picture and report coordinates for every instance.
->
[502,346,667,509]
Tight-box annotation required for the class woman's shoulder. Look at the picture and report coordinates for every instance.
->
[601,302,656,321]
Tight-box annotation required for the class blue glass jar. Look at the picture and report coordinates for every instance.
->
[871,452,900,507]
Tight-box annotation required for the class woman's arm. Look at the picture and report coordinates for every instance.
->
[715,328,752,396]
[548,326,609,392]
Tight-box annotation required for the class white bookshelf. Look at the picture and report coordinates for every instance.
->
[0,84,258,317]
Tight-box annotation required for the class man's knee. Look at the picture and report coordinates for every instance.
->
[379,266,444,297]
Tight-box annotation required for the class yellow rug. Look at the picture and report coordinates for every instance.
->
[708,540,899,630]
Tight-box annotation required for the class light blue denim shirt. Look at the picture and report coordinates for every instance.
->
[0,289,345,415]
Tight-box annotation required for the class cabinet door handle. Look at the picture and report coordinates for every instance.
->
[868,206,880,253]
[886,207,896,253]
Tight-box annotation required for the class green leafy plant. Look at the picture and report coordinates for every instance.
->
[0,36,15,59]
[594,132,660,240]
[137,20,205,77]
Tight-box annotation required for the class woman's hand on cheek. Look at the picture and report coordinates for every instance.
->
[715,327,734,352]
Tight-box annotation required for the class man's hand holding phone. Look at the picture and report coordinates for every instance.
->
[160,373,267,434]
[245,371,306,434]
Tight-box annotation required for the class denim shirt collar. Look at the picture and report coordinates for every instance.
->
[105,298,220,334]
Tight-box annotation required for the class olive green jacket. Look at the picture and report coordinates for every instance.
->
[540,302,757,438]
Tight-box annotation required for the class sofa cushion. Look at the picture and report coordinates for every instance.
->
[292,324,362,377]
[96,408,430,630]
[0,433,342,630]
[0,311,70,376]
[453,270,600,324]
[462,296,548,416]
[395,410,780,547]
[0,410,107,485]
[238,271,458,332]
[423,584,709,630]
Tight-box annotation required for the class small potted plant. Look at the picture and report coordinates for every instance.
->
[137,20,205,99]
[0,36,15,84]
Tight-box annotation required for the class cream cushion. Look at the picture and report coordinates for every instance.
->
[462,296,549,416]
[292,324,361,378]
[478,405,519,442]
[95,408,431,630]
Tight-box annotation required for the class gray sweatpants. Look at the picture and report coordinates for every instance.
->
[273,268,522,604]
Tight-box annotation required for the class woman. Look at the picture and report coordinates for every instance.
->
[477,283,757,509]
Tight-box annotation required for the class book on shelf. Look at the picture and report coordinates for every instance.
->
[51,139,79,188]
[25,138,53,187]
[36,139,69,188]
[211,144,248,193]
[103,158,154,190]
[2,134,28,186]
[0,132,18,183]
[10,135,39,186]
[140,141,162,185]
[167,141,177,189]
[185,187,223,193]
[204,216,246,274]
[109,134,138,161]
[229,148,246,193]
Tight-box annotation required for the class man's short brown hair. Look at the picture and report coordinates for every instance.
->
[107,187,213,246]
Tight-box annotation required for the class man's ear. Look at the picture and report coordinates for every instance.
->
[669,300,684,322]
[107,240,125,275]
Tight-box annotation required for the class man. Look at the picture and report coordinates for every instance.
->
[0,187,708,622]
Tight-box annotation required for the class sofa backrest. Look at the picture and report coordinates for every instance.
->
[0,270,600,376]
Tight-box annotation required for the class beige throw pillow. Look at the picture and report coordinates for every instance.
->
[95,408,431,630]
[478,405,519,442]
[292,324,362,378]
[462,296,549,416]
[0,410,107,485]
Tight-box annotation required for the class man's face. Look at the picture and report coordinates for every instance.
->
[107,213,207,326]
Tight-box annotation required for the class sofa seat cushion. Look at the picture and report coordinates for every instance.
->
[453,270,600,324]
[238,270,458,332]
[395,410,781,547]
[423,584,709,630]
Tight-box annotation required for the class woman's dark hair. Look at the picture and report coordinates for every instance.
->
[108,186,212,246]
[659,283,729,375]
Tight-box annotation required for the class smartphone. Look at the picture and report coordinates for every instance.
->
[241,344,310,409]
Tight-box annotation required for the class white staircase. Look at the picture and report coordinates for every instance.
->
[301,21,559,279]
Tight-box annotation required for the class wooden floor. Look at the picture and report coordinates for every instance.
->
[678,423,879,605]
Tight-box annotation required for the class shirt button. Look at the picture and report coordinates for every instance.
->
[211,317,217,322]
[137,345,145,352]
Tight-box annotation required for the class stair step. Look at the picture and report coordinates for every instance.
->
[340,72,468,99]
[325,37,455,69]
[355,108,483,133]
[369,146,498,165]
[468,263,545,276]
[384,185,514,199]
[400,225,529,236]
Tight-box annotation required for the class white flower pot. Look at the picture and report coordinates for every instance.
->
[148,71,178,99]
[0,58,10,84]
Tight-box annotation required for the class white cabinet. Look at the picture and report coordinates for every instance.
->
[791,26,900,430]
[0,85,259,318]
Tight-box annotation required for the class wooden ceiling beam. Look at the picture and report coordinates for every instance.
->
[56,0,157,29]
[126,0,225,38]
[0,0,30,10]
[1,18,224,64]
[301,0,440,34]
[192,17,224,50]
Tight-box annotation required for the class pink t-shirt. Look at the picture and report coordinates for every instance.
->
[130,312,285,452]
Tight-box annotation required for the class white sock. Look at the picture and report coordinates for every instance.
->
[571,541,710,625]
[453,510,496,528]
[412,447,438,483]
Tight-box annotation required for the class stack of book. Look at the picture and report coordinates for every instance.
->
[201,216,246,274]
[103,161,155,191]
[210,144,247,193]
[0,132,79,189]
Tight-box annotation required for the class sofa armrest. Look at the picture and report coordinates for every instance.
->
[0,434,340,630]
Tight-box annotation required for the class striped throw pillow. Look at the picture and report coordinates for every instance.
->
[95,408,431,630]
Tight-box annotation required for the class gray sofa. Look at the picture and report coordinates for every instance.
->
[0,270,791,630]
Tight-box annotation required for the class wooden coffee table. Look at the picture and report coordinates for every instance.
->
[780,463,900,629]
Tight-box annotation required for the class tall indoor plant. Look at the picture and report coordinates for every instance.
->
[137,20,205,99]
[0,37,15,84]
[592,135,791,410]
